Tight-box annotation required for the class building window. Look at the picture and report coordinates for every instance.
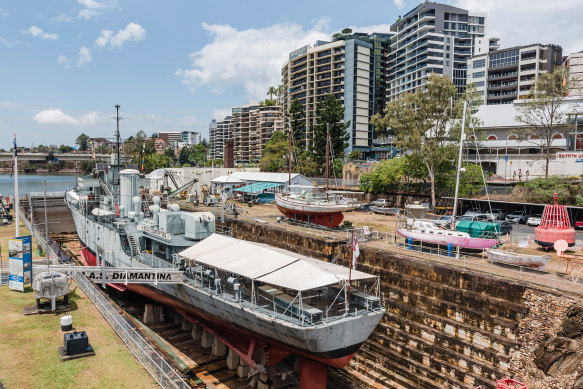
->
[473,71,485,78]
[475,81,485,87]
[553,133,563,139]
[487,135,497,141]
[508,134,518,140]
[529,135,539,140]
[473,59,486,68]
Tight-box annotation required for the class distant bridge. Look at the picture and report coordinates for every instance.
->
[0,152,110,162]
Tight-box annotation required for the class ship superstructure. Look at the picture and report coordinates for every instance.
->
[65,106,385,387]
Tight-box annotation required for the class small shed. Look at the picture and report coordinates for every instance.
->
[235,182,283,203]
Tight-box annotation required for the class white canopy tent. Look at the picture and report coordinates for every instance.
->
[179,234,376,291]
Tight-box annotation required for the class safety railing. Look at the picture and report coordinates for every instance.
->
[18,207,190,389]
[71,270,190,388]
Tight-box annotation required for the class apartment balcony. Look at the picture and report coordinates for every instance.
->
[488,83,518,92]
[487,72,518,81]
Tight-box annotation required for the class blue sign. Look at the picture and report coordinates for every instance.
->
[9,235,32,292]
[505,155,509,161]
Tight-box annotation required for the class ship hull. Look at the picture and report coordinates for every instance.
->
[275,193,358,228]
[69,207,382,369]
[125,282,360,368]
[397,229,497,249]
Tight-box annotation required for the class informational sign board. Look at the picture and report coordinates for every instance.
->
[9,236,32,292]
[83,269,183,284]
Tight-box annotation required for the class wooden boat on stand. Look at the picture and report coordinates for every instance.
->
[275,125,359,228]
[486,249,551,270]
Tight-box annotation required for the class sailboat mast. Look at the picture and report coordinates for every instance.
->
[288,129,291,187]
[451,100,468,230]
[326,123,329,199]
[13,133,19,237]
[115,104,121,166]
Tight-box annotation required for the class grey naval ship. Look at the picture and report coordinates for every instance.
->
[65,106,385,386]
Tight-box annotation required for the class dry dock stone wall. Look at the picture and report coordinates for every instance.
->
[224,220,583,388]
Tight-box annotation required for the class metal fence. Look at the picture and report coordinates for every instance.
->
[71,270,190,389]
[18,208,190,389]
[365,232,583,296]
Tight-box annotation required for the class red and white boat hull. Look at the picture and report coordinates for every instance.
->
[397,229,497,250]
[274,193,358,228]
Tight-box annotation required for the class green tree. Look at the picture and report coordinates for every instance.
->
[371,73,460,208]
[178,146,190,166]
[359,158,405,193]
[58,145,73,153]
[516,66,571,178]
[287,98,306,159]
[75,134,89,151]
[151,132,159,139]
[266,85,277,105]
[311,94,350,168]
[95,144,110,154]
[259,131,288,172]
[341,28,353,35]
[188,144,208,166]
[164,147,176,163]
[144,153,173,172]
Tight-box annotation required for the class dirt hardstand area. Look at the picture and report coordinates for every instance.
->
[196,200,579,278]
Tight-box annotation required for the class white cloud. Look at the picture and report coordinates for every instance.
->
[0,101,24,109]
[95,23,146,49]
[78,0,117,20]
[0,37,29,48]
[212,108,232,121]
[0,9,7,17]
[58,46,92,68]
[33,109,100,126]
[50,13,73,23]
[176,20,330,99]
[455,0,583,54]
[21,26,58,40]
[393,0,405,9]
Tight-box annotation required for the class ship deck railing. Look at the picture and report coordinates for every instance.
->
[180,267,383,328]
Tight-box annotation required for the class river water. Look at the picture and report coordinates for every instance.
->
[0,174,76,196]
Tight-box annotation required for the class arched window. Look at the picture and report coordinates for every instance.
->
[468,135,476,141]
[487,134,497,141]
[553,133,563,139]
[529,134,539,140]
[508,134,518,140]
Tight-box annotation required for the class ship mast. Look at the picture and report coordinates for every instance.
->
[115,104,121,166]
[326,124,330,200]
[451,100,468,231]
[288,126,292,188]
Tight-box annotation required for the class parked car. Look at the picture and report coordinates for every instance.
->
[527,214,542,226]
[506,211,528,224]
[373,199,389,207]
[463,208,482,216]
[575,220,583,230]
[432,215,453,228]
[458,214,489,222]
[494,220,513,235]
[359,203,373,212]
[485,209,508,221]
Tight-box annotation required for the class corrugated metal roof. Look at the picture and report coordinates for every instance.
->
[235,182,282,194]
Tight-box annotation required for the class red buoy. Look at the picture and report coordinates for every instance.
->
[534,193,576,248]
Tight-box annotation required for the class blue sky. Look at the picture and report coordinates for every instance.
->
[1,0,582,150]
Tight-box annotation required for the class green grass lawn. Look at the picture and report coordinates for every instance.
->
[0,285,158,389]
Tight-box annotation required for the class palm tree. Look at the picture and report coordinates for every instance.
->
[276,84,284,105]
[266,85,277,104]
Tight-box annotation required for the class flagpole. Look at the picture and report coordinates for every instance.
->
[14,133,20,237]
[348,227,354,306]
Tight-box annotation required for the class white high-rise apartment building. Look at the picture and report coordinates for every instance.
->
[282,33,390,155]
[209,117,232,161]
[387,2,487,101]
[468,43,563,105]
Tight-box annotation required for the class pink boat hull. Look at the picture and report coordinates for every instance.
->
[397,229,497,249]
